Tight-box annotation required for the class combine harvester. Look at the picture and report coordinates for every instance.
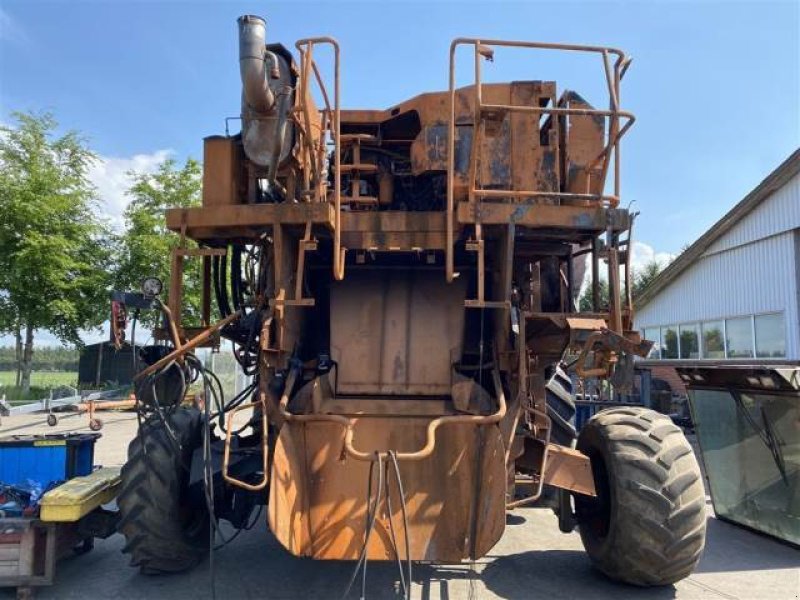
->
[110,14,706,591]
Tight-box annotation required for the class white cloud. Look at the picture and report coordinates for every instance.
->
[88,149,172,228]
[628,240,675,274]
[577,240,675,297]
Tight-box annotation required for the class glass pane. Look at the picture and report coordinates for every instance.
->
[726,317,753,358]
[643,327,661,359]
[689,389,800,545]
[702,320,725,359]
[755,313,785,358]
[679,323,700,359]
[661,325,678,359]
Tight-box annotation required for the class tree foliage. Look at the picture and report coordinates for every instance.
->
[577,258,668,312]
[115,158,202,328]
[630,259,664,300]
[0,346,79,372]
[578,278,609,312]
[0,111,113,392]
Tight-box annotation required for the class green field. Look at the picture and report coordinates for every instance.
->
[0,371,78,403]
[0,370,77,388]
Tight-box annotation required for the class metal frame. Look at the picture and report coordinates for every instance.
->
[143,31,661,563]
[277,362,508,462]
[446,38,634,285]
[295,37,344,280]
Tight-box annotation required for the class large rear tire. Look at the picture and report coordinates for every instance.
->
[118,407,209,574]
[536,365,577,522]
[545,364,577,447]
[575,407,706,586]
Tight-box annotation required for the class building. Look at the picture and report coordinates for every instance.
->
[636,149,800,364]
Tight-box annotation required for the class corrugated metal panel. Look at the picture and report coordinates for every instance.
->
[705,172,800,255]
[636,230,799,359]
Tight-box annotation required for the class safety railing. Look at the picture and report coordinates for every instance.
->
[295,37,346,281]
[446,38,634,284]
[278,363,507,462]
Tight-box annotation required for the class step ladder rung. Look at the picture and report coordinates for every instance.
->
[340,163,379,174]
[342,196,379,205]
[339,133,379,144]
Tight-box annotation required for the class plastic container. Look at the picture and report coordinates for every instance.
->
[0,433,100,490]
[39,466,120,522]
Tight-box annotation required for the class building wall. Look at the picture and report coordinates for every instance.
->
[705,171,800,255]
[636,173,800,360]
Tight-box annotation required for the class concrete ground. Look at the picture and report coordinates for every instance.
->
[1,411,798,599]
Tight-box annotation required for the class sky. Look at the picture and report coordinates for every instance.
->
[0,0,798,345]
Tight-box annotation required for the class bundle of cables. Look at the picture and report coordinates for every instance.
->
[341,452,412,600]
[212,241,271,376]
[130,308,265,600]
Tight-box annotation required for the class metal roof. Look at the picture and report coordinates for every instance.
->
[636,148,800,309]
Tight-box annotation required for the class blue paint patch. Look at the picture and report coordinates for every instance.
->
[510,205,529,223]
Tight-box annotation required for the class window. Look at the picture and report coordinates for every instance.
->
[726,316,753,358]
[643,327,661,359]
[645,313,785,361]
[755,313,785,358]
[679,323,700,359]
[702,320,725,359]
[661,325,679,359]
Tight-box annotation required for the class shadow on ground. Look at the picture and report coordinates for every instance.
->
[481,550,678,600]
[2,512,798,599]
[692,517,799,574]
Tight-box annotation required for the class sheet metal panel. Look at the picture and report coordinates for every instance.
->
[636,231,798,359]
[330,270,467,395]
[705,172,800,256]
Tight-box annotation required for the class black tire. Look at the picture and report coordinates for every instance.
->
[534,365,577,518]
[575,407,706,586]
[118,407,209,574]
[545,364,577,447]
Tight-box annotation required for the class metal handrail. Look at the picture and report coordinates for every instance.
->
[279,365,507,462]
[295,37,345,281]
[222,394,270,491]
[446,37,634,283]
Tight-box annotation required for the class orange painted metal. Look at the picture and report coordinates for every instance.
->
[222,394,270,492]
[155,28,652,564]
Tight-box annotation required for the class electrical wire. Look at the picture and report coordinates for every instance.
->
[384,460,406,597]
[126,272,269,595]
[389,451,412,600]
[340,454,384,600]
[201,362,217,600]
[339,451,412,600]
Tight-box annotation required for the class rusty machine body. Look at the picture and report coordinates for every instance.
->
[114,15,707,589]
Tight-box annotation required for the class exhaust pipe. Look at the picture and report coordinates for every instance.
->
[238,15,275,114]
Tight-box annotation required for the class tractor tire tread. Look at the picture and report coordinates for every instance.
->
[117,407,209,575]
[576,407,706,586]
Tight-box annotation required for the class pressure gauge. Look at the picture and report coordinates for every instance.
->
[141,277,163,298]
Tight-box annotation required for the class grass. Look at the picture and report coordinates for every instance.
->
[0,371,78,403]
[0,370,77,388]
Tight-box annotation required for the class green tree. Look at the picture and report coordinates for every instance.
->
[115,158,202,328]
[0,111,112,393]
[631,259,665,300]
[577,257,668,312]
[578,278,609,312]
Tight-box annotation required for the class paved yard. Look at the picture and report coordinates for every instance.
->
[1,412,798,599]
